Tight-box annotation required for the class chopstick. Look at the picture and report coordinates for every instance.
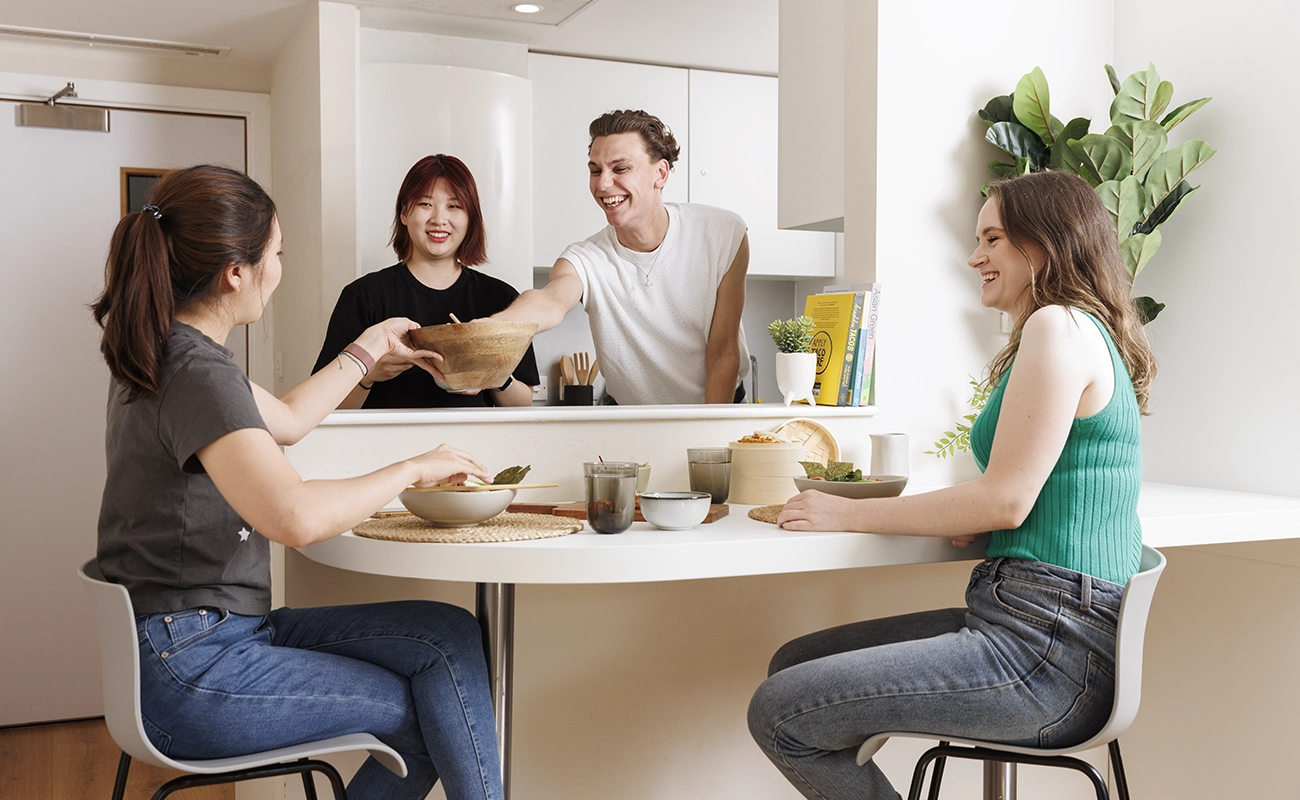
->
[402,482,560,493]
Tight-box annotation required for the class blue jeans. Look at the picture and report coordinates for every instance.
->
[748,558,1122,800]
[136,600,502,800]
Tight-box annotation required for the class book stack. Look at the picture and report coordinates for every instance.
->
[801,283,881,406]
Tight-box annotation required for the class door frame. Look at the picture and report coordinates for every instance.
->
[0,70,274,387]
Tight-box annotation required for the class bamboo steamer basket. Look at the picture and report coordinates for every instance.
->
[726,441,805,505]
[409,319,538,392]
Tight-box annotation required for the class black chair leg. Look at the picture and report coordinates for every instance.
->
[111,752,131,800]
[926,743,949,800]
[1109,740,1130,800]
[302,769,320,800]
[148,758,348,800]
[907,745,951,800]
[319,763,349,799]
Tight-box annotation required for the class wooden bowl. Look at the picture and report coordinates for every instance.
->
[409,319,538,392]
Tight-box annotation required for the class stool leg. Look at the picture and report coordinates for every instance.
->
[302,769,319,800]
[1108,740,1129,800]
[982,761,1016,800]
[111,752,131,800]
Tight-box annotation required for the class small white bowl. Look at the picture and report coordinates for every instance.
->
[639,491,711,530]
[399,488,517,527]
[792,475,907,499]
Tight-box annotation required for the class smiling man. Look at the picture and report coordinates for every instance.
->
[496,109,751,404]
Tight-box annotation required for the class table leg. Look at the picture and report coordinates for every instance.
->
[476,582,515,799]
[983,760,1016,799]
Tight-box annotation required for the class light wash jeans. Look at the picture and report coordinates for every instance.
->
[748,558,1123,800]
[136,600,503,800]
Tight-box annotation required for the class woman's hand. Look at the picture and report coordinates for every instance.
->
[407,443,493,488]
[352,318,440,386]
[777,490,862,532]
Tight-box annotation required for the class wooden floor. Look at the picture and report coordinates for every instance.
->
[0,718,232,800]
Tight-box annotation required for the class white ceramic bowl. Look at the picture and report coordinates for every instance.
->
[792,475,908,499]
[638,491,712,530]
[398,488,517,527]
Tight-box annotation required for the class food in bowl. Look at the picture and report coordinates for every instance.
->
[792,475,907,499]
[638,491,712,530]
[737,431,789,444]
[408,319,538,392]
[399,488,517,527]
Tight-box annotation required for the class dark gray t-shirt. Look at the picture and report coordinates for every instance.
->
[98,321,272,615]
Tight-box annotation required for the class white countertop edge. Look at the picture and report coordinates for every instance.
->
[316,404,879,426]
[297,483,1300,585]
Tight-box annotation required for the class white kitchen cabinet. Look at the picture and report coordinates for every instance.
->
[688,70,836,278]
[529,53,689,268]
[777,0,845,232]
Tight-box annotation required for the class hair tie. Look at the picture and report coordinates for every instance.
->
[142,204,162,220]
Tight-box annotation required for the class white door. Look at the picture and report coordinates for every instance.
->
[0,103,245,725]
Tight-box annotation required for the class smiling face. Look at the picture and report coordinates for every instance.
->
[400,177,469,267]
[588,132,669,230]
[968,198,1043,317]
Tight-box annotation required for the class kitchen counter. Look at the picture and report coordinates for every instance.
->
[287,405,882,506]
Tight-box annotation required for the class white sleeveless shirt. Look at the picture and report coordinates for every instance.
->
[561,202,750,404]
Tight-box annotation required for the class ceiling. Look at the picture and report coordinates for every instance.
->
[0,0,778,75]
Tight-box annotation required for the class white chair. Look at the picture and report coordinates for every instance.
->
[854,545,1166,800]
[78,559,407,800]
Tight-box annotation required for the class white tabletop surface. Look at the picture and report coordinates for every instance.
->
[297,482,1300,586]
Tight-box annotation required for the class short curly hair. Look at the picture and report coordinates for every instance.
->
[588,109,680,167]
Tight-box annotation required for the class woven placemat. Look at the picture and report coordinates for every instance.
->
[354,512,583,543]
[748,505,784,525]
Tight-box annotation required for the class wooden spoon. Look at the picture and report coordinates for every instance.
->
[587,357,599,386]
[560,354,576,385]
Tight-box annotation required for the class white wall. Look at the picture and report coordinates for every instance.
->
[866,0,1116,490]
[1111,2,1300,796]
[268,0,358,392]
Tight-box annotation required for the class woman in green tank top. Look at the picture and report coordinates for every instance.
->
[749,171,1158,800]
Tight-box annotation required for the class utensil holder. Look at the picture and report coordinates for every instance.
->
[562,384,594,405]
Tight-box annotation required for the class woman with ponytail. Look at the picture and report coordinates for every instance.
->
[92,165,504,800]
[748,170,1157,800]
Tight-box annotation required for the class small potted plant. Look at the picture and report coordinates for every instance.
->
[768,316,817,406]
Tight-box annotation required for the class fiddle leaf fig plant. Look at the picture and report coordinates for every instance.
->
[980,63,1215,324]
[768,316,814,354]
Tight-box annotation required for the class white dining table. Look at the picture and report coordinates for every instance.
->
[296,482,1300,799]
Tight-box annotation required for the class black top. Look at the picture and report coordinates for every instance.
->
[98,321,272,615]
[313,264,540,408]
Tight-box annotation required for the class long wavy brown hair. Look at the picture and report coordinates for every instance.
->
[984,170,1157,414]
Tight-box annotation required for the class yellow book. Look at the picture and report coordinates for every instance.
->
[803,292,864,406]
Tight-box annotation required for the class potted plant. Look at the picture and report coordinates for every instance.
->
[768,316,817,406]
[979,62,1215,323]
[930,63,1214,458]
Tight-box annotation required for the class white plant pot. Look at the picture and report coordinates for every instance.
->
[774,352,818,407]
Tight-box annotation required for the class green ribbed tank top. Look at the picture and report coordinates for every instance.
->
[969,309,1143,585]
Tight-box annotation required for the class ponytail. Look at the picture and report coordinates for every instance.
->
[93,212,175,400]
[90,165,277,402]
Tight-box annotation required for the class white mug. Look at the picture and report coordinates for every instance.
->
[870,433,909,477]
